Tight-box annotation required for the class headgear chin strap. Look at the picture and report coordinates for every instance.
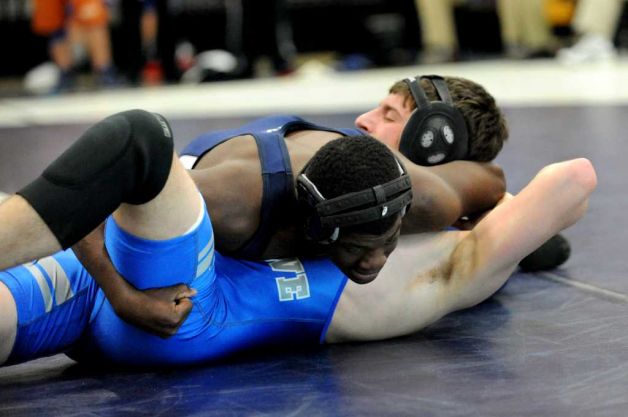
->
[296,157,413,244]
[399,75,469,166]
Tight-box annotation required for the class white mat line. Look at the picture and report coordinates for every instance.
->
[536,272,628,304]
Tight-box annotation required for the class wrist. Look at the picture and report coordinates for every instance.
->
[107,282,135,314]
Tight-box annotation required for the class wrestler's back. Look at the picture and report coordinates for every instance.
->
[188,119,355,259]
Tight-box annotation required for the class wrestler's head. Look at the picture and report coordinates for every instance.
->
[298,135,410,284]
[355,76,508,162]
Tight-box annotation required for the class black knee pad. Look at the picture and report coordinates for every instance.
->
[18,109,174,248]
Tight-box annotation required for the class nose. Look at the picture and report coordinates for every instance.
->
[355,110,374,133]
[357,248,388,273]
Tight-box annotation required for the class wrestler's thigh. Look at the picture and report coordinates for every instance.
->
[0,281,17,365]
[0,251,99,365]
[113,156,203,241]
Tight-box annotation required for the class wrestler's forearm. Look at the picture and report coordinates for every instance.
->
[403,161,505,234]
[71,224,197,338]
[401,161,505,233]
[71,223,133,312]
[429,161,506,217]
[446,159,596,312]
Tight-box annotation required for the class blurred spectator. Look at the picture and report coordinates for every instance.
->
[557,0,623,64]
[414,0,556,62]
[139,0,163,84]
[31,0,117,91]
[225,0,296,77]
[498,0,557,58]
[414,0,459,63]
[115,0,178,85]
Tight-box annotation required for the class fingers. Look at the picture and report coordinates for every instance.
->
[175,298,194,319]
[173,283,197,300]
[146,283,197,301]
[131,284,196,338]
[155,298,193,339]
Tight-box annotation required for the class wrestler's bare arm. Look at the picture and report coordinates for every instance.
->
[72,224,197,337]
[326,158,596,343]
[400,158,506,233]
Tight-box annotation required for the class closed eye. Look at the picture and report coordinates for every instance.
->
[383,105,402,122]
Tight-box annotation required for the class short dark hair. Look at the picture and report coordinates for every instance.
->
[389,76,508,161]
[304,135,403,236]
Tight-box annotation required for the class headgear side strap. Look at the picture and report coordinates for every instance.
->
[315,175,412,216]
[423,75,453,105]
[405,77,430,109]
[319,190,413,229]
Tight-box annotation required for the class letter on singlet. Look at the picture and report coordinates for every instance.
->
[269,259,311,301]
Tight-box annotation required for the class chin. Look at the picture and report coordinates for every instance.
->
[348,272,379,285]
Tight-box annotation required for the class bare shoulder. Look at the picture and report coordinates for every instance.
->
[326,231,468,343]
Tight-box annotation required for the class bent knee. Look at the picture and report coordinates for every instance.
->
[0,281,18,365]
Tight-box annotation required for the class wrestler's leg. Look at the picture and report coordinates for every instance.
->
[0,251,100,367]
[1,110,174,271]
[113,154,202,241]
[0,196,61,271]
[0,281,17,365]
[90,157,215,365]
[0,157,195,271]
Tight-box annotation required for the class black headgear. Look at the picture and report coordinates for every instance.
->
[399,75,469,166]
[296,156,412,244]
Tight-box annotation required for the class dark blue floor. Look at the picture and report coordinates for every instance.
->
[1,106,627,417]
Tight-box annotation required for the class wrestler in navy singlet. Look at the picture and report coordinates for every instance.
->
[180,115,364,259]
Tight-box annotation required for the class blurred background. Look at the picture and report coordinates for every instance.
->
[1,0,628,90]
[1,0,628,123]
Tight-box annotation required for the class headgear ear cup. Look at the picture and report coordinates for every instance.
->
[398,75,469,166]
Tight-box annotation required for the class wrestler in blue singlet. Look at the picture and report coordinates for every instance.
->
[1,203,348,366]
[1,115,358,367]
